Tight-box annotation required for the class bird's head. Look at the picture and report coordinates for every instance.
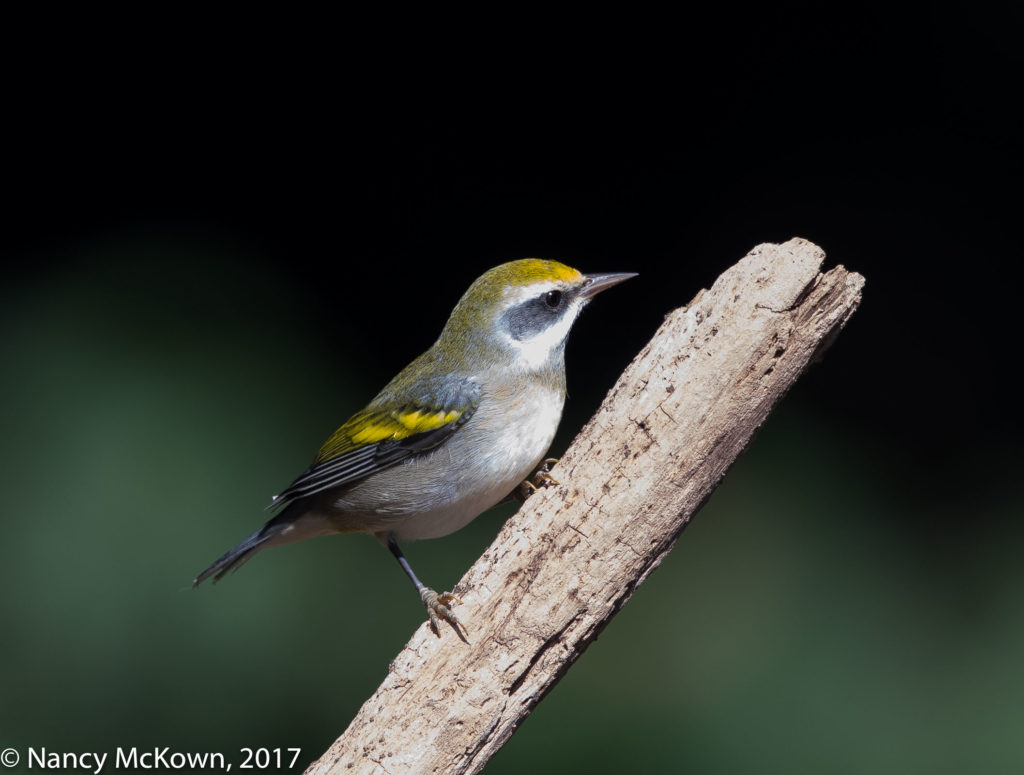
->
[436,259,636,374]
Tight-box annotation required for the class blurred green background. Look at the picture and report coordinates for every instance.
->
[3,6,1022,774]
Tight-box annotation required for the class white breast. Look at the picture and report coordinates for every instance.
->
[388,379,565,540]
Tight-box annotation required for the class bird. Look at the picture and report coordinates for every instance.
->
[193,258,635,641]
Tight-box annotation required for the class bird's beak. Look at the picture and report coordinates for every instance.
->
[579,271,638,299]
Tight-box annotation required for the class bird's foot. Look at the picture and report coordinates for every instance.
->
[515,458,560,501]
[420,587,469,644]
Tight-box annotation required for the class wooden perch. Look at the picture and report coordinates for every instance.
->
[305,238,865,775]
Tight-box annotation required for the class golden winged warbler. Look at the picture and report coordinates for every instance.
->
[194,259,635,641]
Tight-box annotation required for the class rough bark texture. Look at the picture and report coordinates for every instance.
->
[305,238,865,775]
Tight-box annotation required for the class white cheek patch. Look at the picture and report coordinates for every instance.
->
[504,299,584,371]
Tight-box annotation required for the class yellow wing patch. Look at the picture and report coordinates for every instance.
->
[314,406,464,463]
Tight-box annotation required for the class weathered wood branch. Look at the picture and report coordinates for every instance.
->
[305,238,865,775]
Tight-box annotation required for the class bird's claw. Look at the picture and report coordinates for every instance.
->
[515,458,560,501]
[420,587,469,644]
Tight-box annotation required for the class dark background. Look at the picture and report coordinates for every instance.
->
[2,6,1021,773]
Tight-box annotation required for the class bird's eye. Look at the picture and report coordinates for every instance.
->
[544,290,563,308]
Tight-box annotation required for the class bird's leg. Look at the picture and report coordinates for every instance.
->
[386,533,468,644]
[533,457,560,486]
[514,457,561,502]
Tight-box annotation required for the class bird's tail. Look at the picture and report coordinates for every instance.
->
[193,521,290,587]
